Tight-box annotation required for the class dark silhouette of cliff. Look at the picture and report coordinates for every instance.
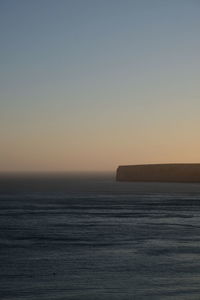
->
[116,164,200,183]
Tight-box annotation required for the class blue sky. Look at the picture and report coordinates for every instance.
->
[1,0,200,171]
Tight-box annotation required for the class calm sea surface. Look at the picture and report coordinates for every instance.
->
[1,173,200,300]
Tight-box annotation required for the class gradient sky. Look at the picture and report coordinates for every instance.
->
[1,0,200,172]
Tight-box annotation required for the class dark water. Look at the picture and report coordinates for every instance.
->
[1,173,200,300]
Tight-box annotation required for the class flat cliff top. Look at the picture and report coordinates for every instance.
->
[118,163,200,167]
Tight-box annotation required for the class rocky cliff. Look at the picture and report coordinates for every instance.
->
[116,164,200,182]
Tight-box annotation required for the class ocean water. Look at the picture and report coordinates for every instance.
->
[1,173,200,300]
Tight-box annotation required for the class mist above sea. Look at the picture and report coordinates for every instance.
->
[1,171,200,195]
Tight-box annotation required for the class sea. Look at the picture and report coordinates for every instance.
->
[1,172,200,300]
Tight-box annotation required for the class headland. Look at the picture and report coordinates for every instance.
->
[116,164,200,183]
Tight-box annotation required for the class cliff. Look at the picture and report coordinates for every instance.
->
[116,164,200,183]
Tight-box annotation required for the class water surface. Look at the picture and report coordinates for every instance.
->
[1,173,200,299]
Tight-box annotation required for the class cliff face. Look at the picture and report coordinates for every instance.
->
[116,164,200,182]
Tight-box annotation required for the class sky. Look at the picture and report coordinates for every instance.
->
[1,0,200,172]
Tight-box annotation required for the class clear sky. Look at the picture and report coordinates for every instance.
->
[1,0,200,172]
